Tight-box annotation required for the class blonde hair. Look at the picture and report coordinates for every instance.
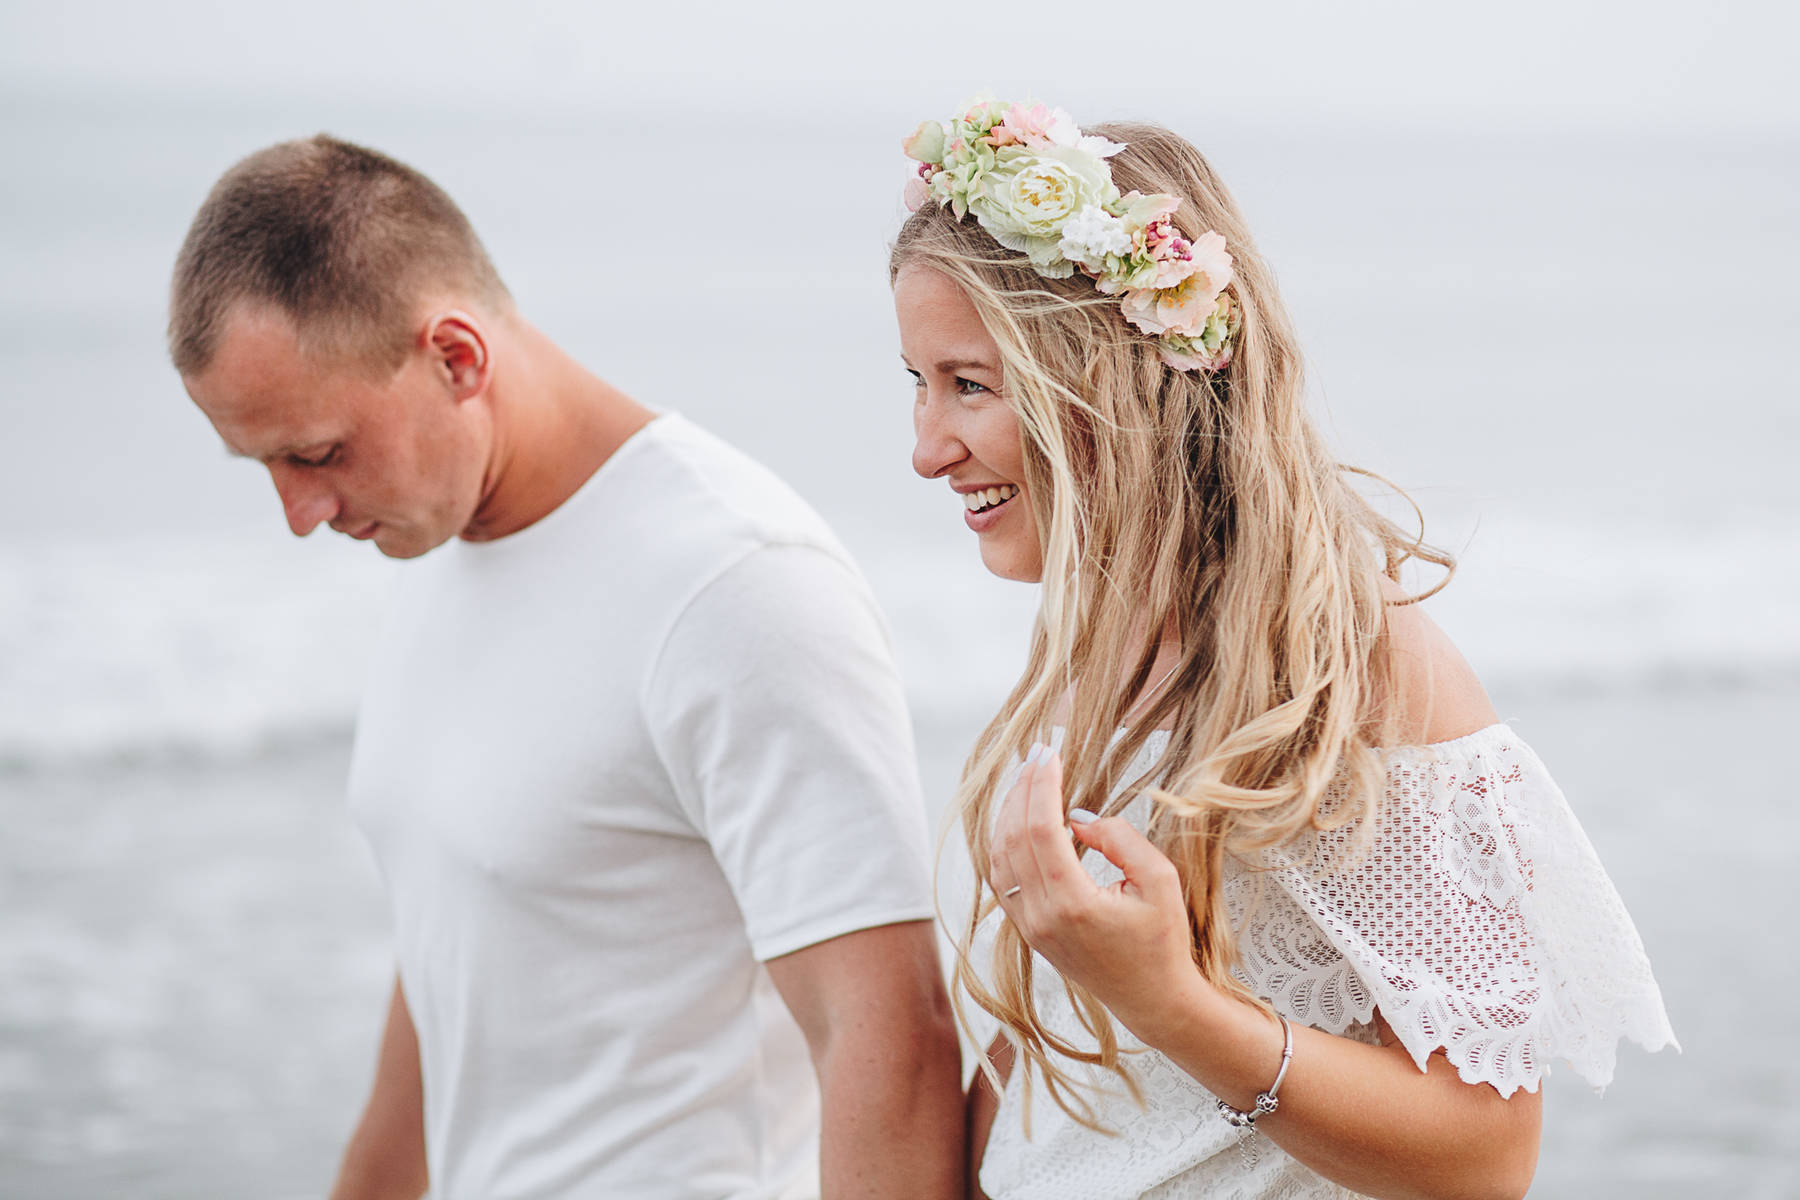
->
[891,121,1452,1128]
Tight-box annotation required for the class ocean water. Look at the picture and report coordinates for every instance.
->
[4,93,1797,764]
[3,89,1798,1195]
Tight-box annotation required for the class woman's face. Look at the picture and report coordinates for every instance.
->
[895,266,1043,583]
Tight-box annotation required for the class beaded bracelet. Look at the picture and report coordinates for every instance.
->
[1215,1014,1294,1169]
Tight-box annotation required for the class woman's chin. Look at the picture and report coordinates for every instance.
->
[978,540,1044,584]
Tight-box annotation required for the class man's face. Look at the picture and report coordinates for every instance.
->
[182,304,491,559]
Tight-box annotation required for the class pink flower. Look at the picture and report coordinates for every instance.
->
[1186,230,1234,300]
[1159,342,1232,372]
[1120,259,1232,338]
[993,102,1056,148]
[1149,254,1199,290]
[1142,218,1199,288]
[1119,288,1168,335]
[903,176,930,212]
[1145,218,1185,258]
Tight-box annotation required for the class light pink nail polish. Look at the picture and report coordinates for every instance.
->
[1068,809,1098,825]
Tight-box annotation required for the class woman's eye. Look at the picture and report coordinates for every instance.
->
[293,446,340,468]
[904,369,990,396]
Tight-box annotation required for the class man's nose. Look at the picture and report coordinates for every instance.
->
[912,397,966,480]
[269,466,339,537]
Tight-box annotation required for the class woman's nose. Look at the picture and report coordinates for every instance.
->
[912,396,966,480]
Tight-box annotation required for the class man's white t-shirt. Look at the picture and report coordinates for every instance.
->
[347,414,935,1199]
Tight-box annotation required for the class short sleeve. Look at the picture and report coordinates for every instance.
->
[642,542,936,961]
[1251,727,1678,1097]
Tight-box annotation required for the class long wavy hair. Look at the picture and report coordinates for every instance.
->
[891,121,1453,1129]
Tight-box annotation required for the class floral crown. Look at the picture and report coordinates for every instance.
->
[903,100,1239,373]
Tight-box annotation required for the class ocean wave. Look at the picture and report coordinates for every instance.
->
[3,515,1795,769]
[0,536,393,769]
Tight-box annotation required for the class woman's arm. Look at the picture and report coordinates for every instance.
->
[991,750,1540,1200]
[965,1036,1014,1200]
[1139,979,1539,1200]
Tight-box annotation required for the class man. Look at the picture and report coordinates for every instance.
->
[169,135,962,1198]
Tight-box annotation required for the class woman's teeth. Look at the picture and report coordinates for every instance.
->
[964,484,1019,514]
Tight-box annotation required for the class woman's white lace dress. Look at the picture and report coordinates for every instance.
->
[972,724,1677,1200]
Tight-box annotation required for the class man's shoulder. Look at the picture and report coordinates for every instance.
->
[635,415,854,570]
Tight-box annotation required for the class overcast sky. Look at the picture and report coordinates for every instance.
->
[5,0,1796,133]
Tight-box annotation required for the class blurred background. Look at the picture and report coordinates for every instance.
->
[3,1,1796,1195]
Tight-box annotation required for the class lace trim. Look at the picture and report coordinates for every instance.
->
[973,726,1677,1198]
[1040,724,1676,1098]
[1231,728,1676,1096]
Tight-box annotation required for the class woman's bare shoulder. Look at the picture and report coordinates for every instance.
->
[1377,576,1500,746]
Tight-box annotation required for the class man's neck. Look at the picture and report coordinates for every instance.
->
[461,319,656,543]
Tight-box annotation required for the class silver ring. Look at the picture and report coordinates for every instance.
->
[1002,885,1023,898]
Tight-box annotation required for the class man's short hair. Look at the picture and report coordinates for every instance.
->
[168,133,510,376]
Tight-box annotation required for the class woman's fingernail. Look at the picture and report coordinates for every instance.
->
[1027,742,1043,765]
[1068,809,1098,825]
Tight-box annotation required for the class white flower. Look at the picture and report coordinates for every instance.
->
[969,146,1120,273]
[1039,107,1125,158]
[1057,205,1132,272]
[982,158,1086,233]
[1039,107,1079,144]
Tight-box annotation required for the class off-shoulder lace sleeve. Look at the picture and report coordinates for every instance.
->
[1247,725,1677,1098]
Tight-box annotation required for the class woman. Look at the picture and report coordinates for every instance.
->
[891,101,1675,1199]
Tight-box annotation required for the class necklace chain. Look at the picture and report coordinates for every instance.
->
[1125,656,1182,720]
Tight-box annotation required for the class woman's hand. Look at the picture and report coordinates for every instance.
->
[989,745,1207,1040]
[991,745,1543,1200]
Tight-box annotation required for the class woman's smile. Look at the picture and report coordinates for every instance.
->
[960,483,1020,530]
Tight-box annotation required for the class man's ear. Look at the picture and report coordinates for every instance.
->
[425,311,491,402]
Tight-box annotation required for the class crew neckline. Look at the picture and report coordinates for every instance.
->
[455,410,675,553]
